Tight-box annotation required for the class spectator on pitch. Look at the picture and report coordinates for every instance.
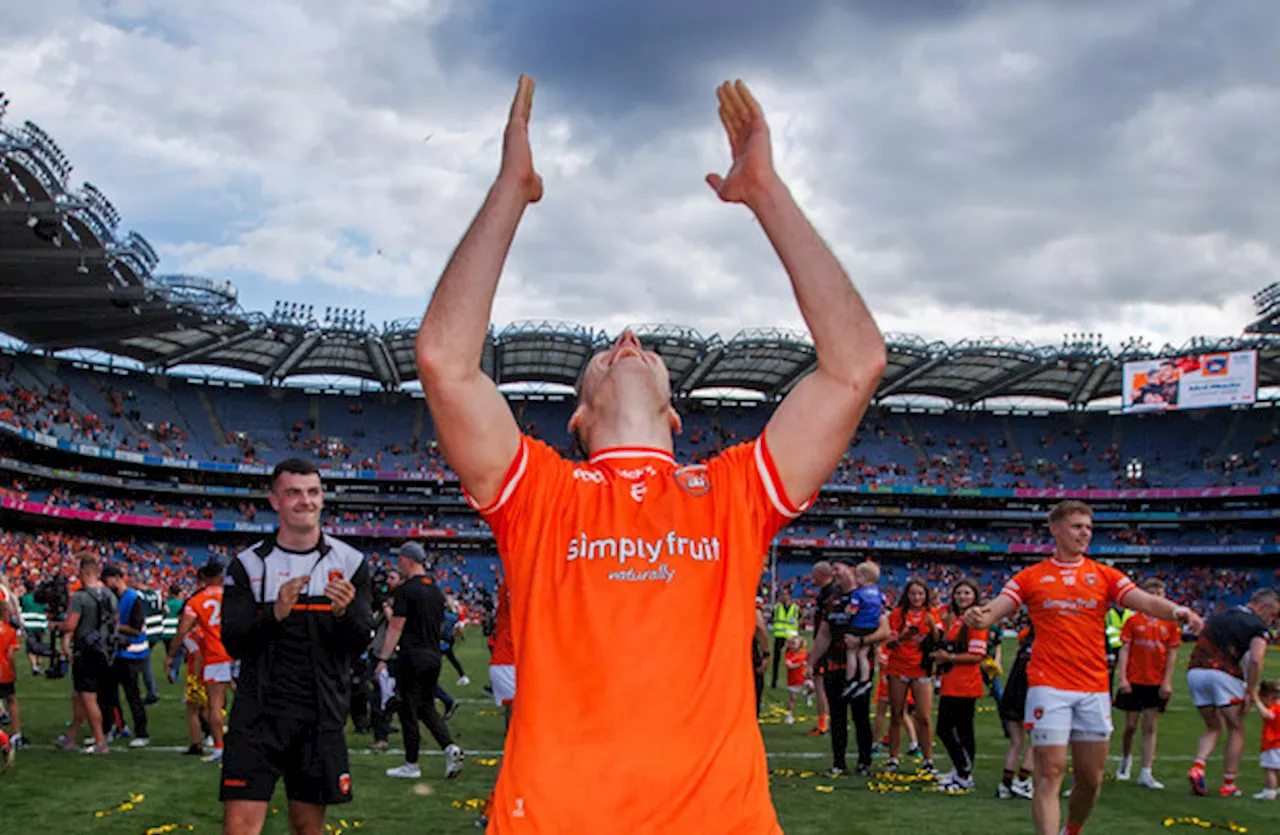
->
[782,636,812,725]
[810,558,890,777]
[931,576,988,793]
[440,599,469,686]
[100,565,151,748]
[415,75,886,831]
[54,556,115,754]
[1185,587,1279,798]
[883,577,939,775]
[375,542,463,781]
[842,561,884,699]
[219,458,373,835]
[966,501,1202,835]
[367,567,402,754]
[1252,680,1280,800]
[809,560,837,737]
[0,599,23,750]
[997,625,1036,800]
[1114,578,1181,789]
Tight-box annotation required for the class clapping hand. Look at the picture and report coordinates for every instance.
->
[325,576,356,618]
[273,576,311,622]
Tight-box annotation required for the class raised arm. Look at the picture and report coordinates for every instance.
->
[415,76,544,508]
[707,81,887,506]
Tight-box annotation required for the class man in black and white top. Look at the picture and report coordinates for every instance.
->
[375,541,463,780]
[220,458,374,835]
[1185,588,1280,797]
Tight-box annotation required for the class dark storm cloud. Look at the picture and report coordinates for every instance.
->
[429,0,978,120]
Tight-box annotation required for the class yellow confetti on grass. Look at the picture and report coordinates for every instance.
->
[452,798,488,812]
[144,826,194,835]
[1163,817,1248,832]
[472,757,500,767]
[92,793,145,819]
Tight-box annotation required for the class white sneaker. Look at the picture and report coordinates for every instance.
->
[1138,771,1165,790]
[1253,788,1277,800]
[997,784,1015,799]
[1115,756,1132,781]
[128,737,151,749]
[1011,777,1034,799]
[201,748,224,763]
[386,763,422,779]
[784,713,795,725]
[935,775,974,793]
[457,676,471,687]
[444,744,464,779]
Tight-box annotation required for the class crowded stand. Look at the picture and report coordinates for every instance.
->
[5,351,1280,488]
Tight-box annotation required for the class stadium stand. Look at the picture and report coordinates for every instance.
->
[2,103,1279,618]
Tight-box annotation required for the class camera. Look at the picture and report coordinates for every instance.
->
[32,575,69,624]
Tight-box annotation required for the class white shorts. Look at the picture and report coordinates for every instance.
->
[203,661,235,684]
[1262,748,1280,771]
[1024,686,1113,747]
[490,664,516,707]
[1186,668,1246,708]
[788,684,808,695]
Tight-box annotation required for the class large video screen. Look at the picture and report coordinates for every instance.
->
[1122,350,1257,413]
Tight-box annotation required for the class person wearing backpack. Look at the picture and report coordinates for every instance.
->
[53,555,116,754]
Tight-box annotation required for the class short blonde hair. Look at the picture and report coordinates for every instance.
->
[1140,578,1166,595]
[854,561,880,583]
[1048,500,1093,525]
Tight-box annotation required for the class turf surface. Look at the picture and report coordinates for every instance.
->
[2,635,1278,834]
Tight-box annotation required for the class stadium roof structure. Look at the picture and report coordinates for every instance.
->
[5,112,1280,406]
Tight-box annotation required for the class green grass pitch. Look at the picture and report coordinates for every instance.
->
[3,635,1279,834]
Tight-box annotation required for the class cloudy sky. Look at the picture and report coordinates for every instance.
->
[3,0,1279,353]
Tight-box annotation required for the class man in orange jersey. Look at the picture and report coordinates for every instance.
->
[166,561,231,764]
[1114,578,1181,789]
[967,501,1203,835]
[415,75,886,833]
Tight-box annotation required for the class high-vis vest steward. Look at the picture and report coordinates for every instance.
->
[770,602,800,639]
[1105,608,1133,651]
[117,588,151,660]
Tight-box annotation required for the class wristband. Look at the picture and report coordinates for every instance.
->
[1173,605,1190,620]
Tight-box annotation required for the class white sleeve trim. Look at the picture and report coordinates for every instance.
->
[465,438,529,515]
[753,438,803,519]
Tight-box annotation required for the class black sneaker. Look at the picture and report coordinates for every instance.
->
[183,744,204,756]
[854,763,871,777]
[443,702,460,721]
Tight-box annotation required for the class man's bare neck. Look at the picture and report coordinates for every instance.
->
[277,527,322,552]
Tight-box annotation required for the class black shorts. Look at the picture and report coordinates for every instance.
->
[0,681,14,700]
[998,667,1028,724]
[1114,684,1169,713]
[220,713,352,806]
[72,653,109,694]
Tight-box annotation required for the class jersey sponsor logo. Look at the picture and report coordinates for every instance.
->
[674,465,710,496]
[572,469,607,485]
[617,465,658,480]
[1042,597,1100,613]
[564,531,722,564]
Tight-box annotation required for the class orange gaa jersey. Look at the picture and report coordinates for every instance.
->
[1121,612,1180,687]
[0,621,16,684]
[999,557,1136,693]
[184,586,231,666]
[490,581,515,667]
[885,607,936,678]
[467,434,812,834]
[939,618,988,698]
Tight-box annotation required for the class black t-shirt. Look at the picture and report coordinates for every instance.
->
[822,587,855,669]
[814,581,839,633]
[392,576,446,658]
[1188,606,1271,679]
